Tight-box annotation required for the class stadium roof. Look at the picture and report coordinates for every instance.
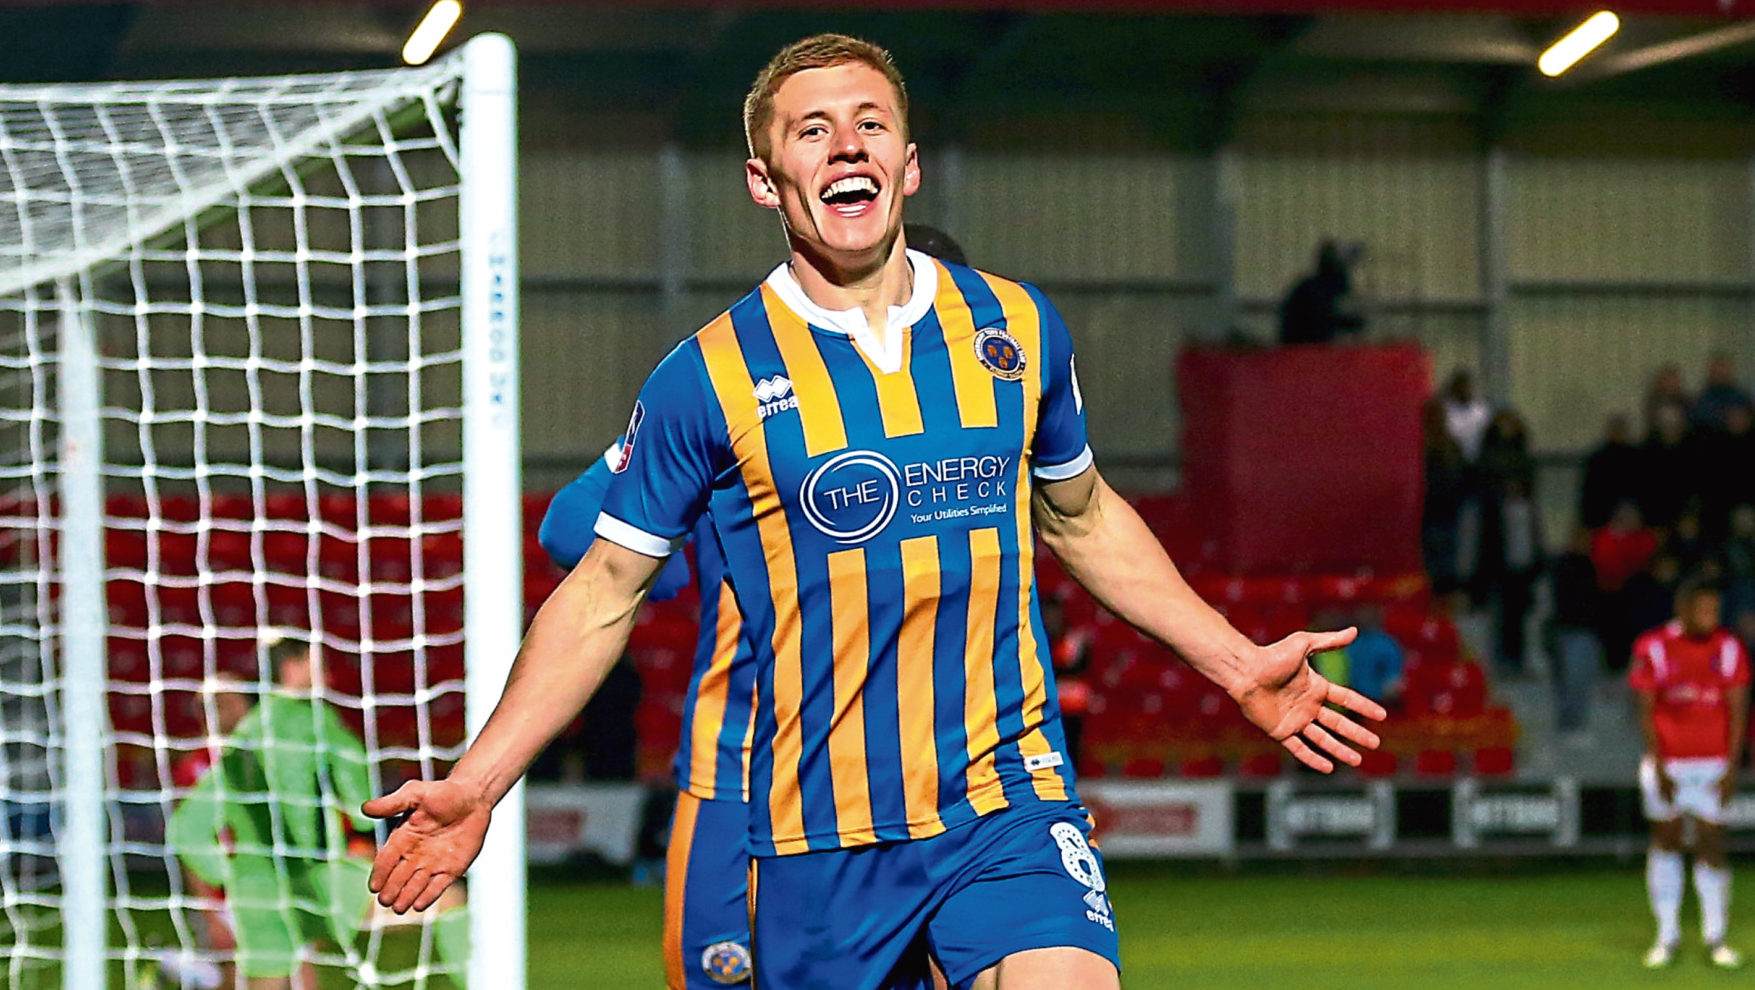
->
[0,2,1752,147]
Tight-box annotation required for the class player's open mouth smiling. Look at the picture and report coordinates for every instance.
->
[819,174,880,218]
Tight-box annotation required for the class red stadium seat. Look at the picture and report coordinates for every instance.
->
[156,496,202,524]
[425,493,464,521]
[261,492,309,521]
[109,692,154,735]
[209,581,258,628]
[161,635,204,679]
[426,642,466,682]
[1358,749,1398,777]
[420,531,464,579]
[153,528,199,576]
[366,535,415,583]
[261,529,311,575]
[1415,748,1457,777]
[424,586,466,633]
[1238,750,1283,777]
[108,637,147,681]
[1177,755,1225,778]
[318,494,359,526]
[318,534,361,583]
[106,494,149,520]
[106,528,149,571]
[263,582,313,628]
[206,529,255,572]
[1121,755,1167,779]
[1473,746,1516,776]
[208,494,254,520]
[157,585,202,627]
[108,580,150,629]
[369,493,414,528]
[367,593,416,641]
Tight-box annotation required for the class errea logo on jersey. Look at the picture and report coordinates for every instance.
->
[754,376,798,420]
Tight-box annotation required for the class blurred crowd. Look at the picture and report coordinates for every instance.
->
[1423,353,1755,742]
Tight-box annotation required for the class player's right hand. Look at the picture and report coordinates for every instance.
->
[1656,769,1677,805]
[363,778,491,914]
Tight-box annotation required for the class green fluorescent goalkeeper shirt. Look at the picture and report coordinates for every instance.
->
[166,691,375,886]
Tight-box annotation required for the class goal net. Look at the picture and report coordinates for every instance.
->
[0,35,522,990]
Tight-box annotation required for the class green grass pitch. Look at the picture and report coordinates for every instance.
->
[529,863,1744,989]
[6,863,1745,988]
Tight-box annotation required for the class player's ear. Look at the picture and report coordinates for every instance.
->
[901,143,921,198]
[746,158,780,209]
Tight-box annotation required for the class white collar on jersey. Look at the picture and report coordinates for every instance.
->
[762,248,938,376]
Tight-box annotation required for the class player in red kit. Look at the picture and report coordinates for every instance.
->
[1630,577,1750,969]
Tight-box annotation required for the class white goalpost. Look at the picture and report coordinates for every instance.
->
[0,34,523,990]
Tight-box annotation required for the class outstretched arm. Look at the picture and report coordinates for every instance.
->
[1034,467,1385,771]
[364,538,664,911]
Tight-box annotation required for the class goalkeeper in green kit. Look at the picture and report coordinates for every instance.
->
[167,634,469,988]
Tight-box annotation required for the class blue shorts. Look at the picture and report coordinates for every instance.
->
[750,800,1120,990]
[665,793,753,988]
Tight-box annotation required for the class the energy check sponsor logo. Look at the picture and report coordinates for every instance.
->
[798,449,1015,544]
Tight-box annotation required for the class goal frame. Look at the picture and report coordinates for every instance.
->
[38,32,525,990]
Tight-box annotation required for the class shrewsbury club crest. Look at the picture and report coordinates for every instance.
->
[701,940,752,984]
[973,326,1026,381]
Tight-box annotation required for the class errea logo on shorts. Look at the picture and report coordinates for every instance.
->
[1051,822,1114,932]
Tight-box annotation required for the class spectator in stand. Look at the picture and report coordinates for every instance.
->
[1277,239,1366,345]
[1042,595,1092,770]
[1478,410,1542,675]
[1647,363,1690,433]
[1441,370,1492,465]
[1692,352,1752,433]
[1547,528,1601,743]
[1722,505,1755,634]
[1581,414,1642,530]
[1625,556,1687,670]
[1663,508,1717,584]
[1422,399,1468,597]
[1343,604,1405,708]
[1698,402,1755,542]
[1309,605,1403,709]
[1593,501,1661,672]
[1635,399,1699,531]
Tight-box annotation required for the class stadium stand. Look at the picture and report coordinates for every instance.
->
[95,486,1523,789]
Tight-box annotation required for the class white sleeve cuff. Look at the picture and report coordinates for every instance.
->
[1032,445,1094,481]
[593,512,684,558]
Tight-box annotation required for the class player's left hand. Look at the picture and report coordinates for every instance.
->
[1720,772,1737,806]
[1231,627,1387,773]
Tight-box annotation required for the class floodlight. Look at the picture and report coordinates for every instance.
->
[1539,11,1620,77]
[403,0,462,66]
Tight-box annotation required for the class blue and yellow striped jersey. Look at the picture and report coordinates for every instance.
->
[598,252,1092,856]
[672,522,757,802]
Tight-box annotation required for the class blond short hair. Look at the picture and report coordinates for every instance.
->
[743,33,909,162]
